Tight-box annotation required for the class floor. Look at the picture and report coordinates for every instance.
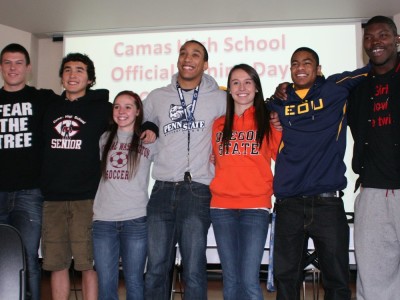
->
[40,267,357,300]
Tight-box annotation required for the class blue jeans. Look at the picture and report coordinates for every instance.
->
[145,181,211,300]
[93,217,147,300]
[274,196,351,300]
[211,209,269,300]
[0,189,43,300]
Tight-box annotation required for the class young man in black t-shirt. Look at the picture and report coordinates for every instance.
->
[0,43,56,300]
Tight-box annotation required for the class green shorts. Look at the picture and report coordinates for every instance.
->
[41,199,94,271]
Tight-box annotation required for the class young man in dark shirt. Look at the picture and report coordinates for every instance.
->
[348,15,400,300]
[41,52,157,300]
[40,53,109,300]
[0,43,56,300]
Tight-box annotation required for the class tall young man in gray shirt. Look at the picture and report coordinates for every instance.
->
[143,40,226,300]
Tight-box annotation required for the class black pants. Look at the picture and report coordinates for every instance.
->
[273,196,351,300]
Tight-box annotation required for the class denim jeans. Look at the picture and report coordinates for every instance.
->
[0,189,43,300]
[145,181,211,300]
[211,209,269,300]
[274,196,351,300]
[93,217,147,300]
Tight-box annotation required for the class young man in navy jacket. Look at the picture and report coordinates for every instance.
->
[269,47,368,300]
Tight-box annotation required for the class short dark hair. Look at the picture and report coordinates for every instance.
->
[183,40,209,62]
[0,43,31,65]
[365,16,398,35]
[291,47,320,66]
[59,53,96,88]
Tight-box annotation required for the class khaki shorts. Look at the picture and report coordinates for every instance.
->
[41,200,94,271]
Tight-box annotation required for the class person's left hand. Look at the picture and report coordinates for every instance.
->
[274,82,289,100]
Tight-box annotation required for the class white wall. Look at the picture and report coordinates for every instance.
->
[0,24,37,86]
[36,38,63,93]
[395,13,400,29]
[0,24,64,92]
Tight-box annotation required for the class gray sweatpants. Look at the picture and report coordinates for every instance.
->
[354,188,400,300]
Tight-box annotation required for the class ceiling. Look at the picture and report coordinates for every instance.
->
[1,0,400,38]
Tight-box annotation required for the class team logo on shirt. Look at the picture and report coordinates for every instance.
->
[51,116,84,149]
[284,98,324,116]
[163,104,206,134]
[215,130,261,155]
[169,103,194,122]
[54,119,80,138]
[110,151,128,168]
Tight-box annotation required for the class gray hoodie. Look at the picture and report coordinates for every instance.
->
[144,73,226,185]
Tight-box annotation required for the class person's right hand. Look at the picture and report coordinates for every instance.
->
[270,111,282,131]
[209,153,216,165]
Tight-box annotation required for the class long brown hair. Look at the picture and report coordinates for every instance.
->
[222,64,271,152]
[101,91,143,179]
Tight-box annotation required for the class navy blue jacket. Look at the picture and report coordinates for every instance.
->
[268,67,369,198]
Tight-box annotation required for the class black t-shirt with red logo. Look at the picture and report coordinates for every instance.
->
[349,56,400,189]
[41,89,112,201]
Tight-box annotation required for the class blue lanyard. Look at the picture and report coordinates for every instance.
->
[176,82,200,173]
[176,82,199,123]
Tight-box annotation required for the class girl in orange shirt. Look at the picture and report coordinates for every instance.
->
[210,64,281,299]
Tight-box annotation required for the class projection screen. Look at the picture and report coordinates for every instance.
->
[64,22,363,212]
